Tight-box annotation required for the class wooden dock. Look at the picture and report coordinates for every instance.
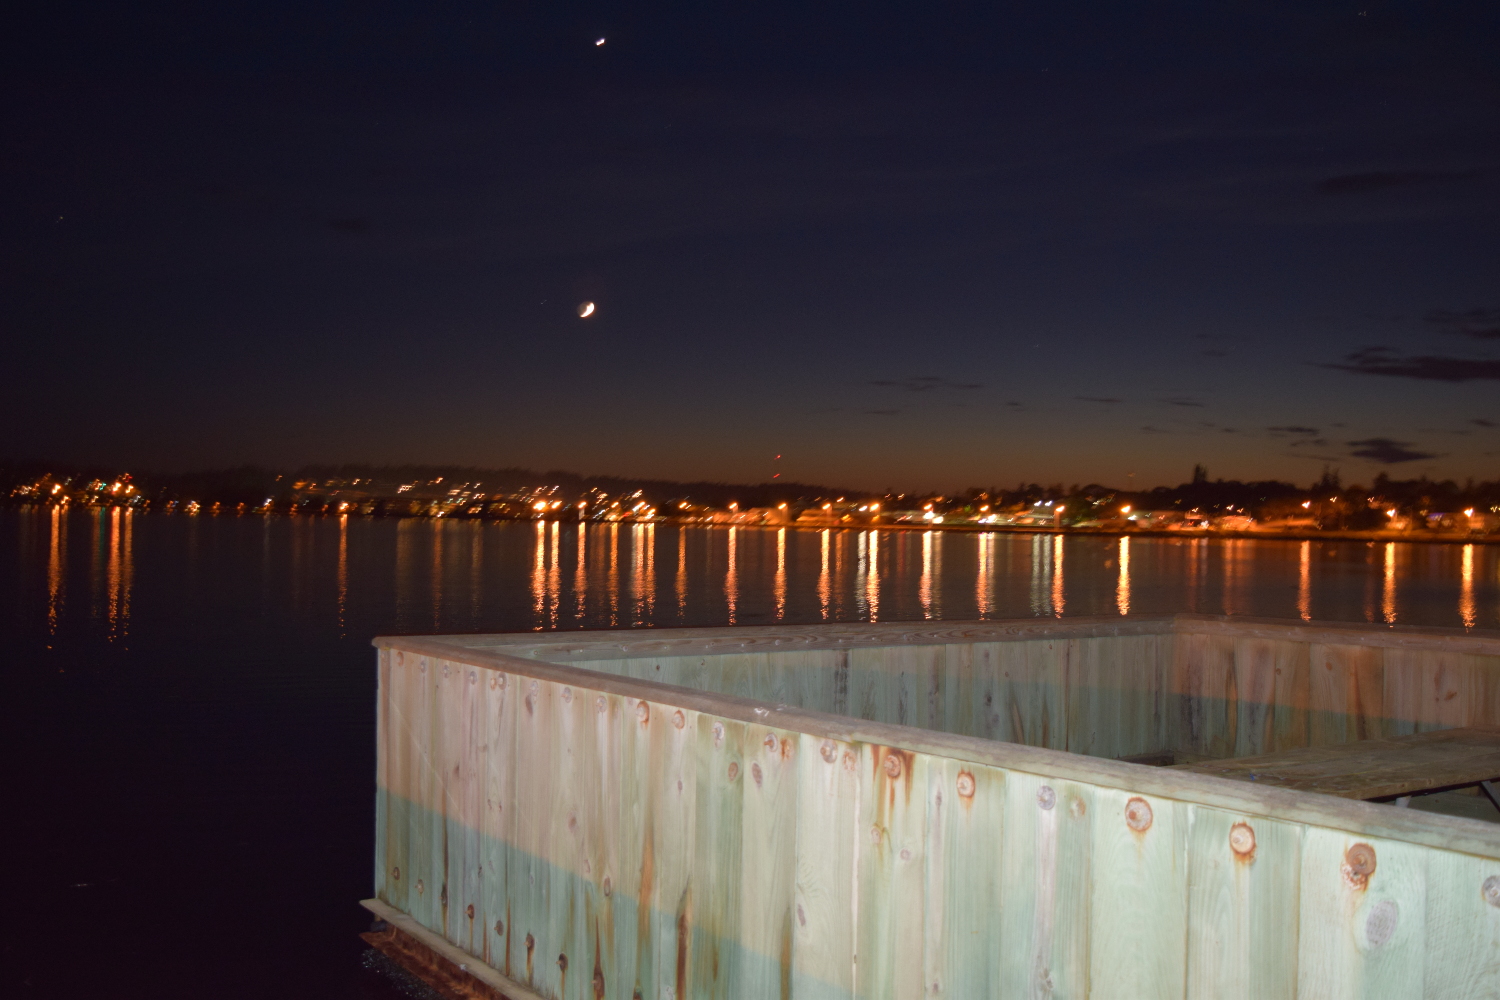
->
[366,613,1500,999]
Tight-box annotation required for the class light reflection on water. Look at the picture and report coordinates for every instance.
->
[8,509,1500,643]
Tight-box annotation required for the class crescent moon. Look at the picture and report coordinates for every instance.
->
[578,301,596,318]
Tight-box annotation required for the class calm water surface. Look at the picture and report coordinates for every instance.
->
[3,509,1497,997]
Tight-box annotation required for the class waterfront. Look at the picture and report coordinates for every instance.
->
[2,508,1498,997]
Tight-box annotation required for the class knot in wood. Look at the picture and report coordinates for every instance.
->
[597,696,607,713]
[1036,785,1056,810]
[466,904,475,919]
[1229,822,1256,860]
[956,770,976,799]
[727,762,739,781]
[636,702,650,724]
[1364,900,1398,948]
[1485,875,1500,908]
[468,671,476,685]
[416,879,425,895]
[712,722,725,746]
[602,876,612,897]
[751,762,764,787]
[673,710,685,729]
[495,919,505,935]
[764,733,779,753]
[391,866,400,880]
[820,740,838,763]
[558,953,568,971]
[1342,843,1377,889]
[562,687,572,703]
[883,754,903,779]
[1124,796,1153,832]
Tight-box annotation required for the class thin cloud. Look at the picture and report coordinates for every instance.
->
[1268,425,1319,435]
[870,376,982,392]
[1347,438,1438,464]
[1317,348,1500,382]
[1426,308,1500,340]
[1315,170,1463,195]
[1472,418,1497,428]
[1076,396,1123,404]
[1160,397,1204,407]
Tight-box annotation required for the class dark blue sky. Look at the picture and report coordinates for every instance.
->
[5,2,1499,490]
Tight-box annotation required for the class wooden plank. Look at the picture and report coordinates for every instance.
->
[924,757,1005,1000]
[1296,829,1428,999]
[1087,788,1188,1000]
[739,722,798,999]
[1184,807,1301,1000]
[693,713,748,998]
[1308,643,1388,746]
[1169,630,1239,759]
[853,742,928,999]
[508,675,555,993]
[478,665,515,977]
[998,770,1093,998]
[1421,847,1500,997]
[1174,727,1500,800]
[1229,637,1308,758]
[646,697,698,1000]
[791,732,858,1000]
[362,897,550,1000]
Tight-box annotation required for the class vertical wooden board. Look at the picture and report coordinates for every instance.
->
[1230,638,1311,758]
[540,679,608,1000]
[848,646,896,727]
[381,652,412,915]
[407,655,437,932]
[646,700,698,1000]
[1065,637,1157,759]
[938,643,975,739]
[509,675,557,993]
[966,644,1006,743]
[431,659,466,946]
[1463,653,1500,729]
[1168,632,1238,759]
[792,731,859,1000]
[739,724,799,999]
[1413,649,1473,732]
[373,648,391,903]
[1421,849,1500,998]
[853,744,929,1000]
[454,663,485,956]
[693,714,748,1000]
[1296,828,1428,1000]
[586,686,623,1000]
[1308,644,1386,745]
[478,667,515,976]
[614,693,655,1000]
[1087,787,1188,1000]
[1380,649,1436,737]
[1184,807,1301,1000]
[925,757,1005,1000]
[998,770,1093,999]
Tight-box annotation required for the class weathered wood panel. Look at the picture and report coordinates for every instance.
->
[372,622,1500,1000]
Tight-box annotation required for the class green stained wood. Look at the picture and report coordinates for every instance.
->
[739,723,798,999]
[925,758,1005,1000]
[1421,849,1500,997]
[998,770,1093,999]
[693,714,747,999]
[1184,807,1301,1000]
[1087,787,1188,1000]
[370,618,1500,1000]
[1297,828,1429,1000]
[791,732,857,1000]
[855,743,928,999]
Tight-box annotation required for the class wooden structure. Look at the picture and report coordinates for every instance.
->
[366,613,1500,999]
[1174,727,1500,804]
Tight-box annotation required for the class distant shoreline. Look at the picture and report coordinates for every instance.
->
[9,501,1498,546]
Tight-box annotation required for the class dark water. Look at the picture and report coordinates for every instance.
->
[2,509,1496,997]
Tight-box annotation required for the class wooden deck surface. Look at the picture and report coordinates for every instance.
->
[1172,726,1500,800]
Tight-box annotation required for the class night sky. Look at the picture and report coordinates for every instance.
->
[5,2,1499,491]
